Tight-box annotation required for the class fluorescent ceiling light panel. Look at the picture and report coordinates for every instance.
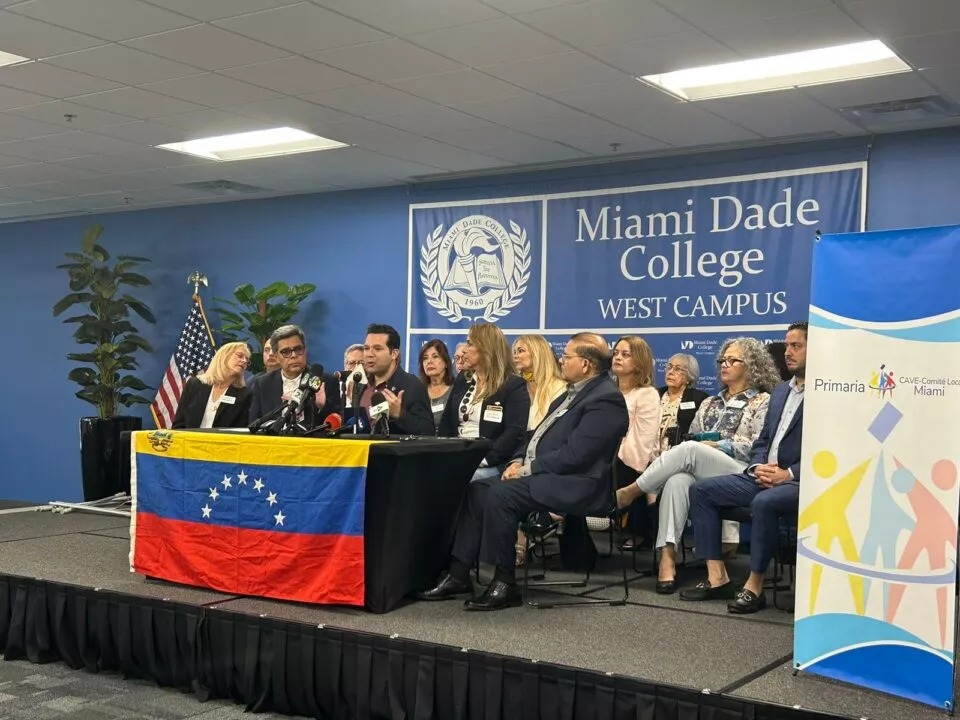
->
[157,127,349,161]
[0,50,31,68]
[639,40,911,101]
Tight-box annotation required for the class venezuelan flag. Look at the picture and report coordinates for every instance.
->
[130,431,374,606]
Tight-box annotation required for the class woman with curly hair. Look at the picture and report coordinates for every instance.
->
[616,337,780,595]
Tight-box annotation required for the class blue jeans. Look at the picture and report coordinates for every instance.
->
[689,473,800,574]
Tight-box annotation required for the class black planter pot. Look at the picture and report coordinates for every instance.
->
[79,416,142,501]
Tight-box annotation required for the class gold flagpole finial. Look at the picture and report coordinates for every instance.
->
[187,271,208,296]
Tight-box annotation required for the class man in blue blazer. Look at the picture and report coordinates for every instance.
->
[418,332,629,611]
[682,321,808,613]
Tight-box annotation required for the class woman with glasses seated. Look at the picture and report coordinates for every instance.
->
[438,323,529,482]
[173,342,253,429]
[616,337,780,594]
[418,339,455,428]
[658,353,710,451]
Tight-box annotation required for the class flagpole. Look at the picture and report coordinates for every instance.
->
[188,271,208,297]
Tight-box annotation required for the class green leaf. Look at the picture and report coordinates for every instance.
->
[118,272,151,287]
[67,352,100,363]
[233,283,256,306]
[67,368,98,385]
[89,243,110,262]
[254,281,289,301]
[54,293,94,316]
[117,375,149,391]
[116,255,150,263]
[123,296,156,323]
[118,393,152,407]
[80,224,103,254]
[75,388,102,407]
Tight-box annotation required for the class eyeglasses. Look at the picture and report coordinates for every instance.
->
[665,363,687,373]
[277,345,305,358]
[453,354,465,362]
[716,357,745,367]
[560,353,584,363]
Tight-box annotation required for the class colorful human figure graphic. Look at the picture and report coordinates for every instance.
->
[882,371,896,398]
[799,450,868,615]
[886,458,958,647]
[859,453,915,617]
[868,369,881,398]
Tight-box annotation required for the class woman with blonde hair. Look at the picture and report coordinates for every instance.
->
[172,341,252,429]
[438,323,529,477]
[616,336,780,594]
[512,334,566,430]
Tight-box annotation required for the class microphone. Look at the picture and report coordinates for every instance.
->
[370,390,390,435]
[321,412,343,432]
[278,364,324,433]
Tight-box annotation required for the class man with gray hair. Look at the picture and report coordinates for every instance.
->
[342,343,365,408]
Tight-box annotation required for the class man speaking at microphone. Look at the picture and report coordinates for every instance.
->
[360,323,435,436]
[248,324,339,429]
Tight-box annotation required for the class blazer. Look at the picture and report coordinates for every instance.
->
[172,377,252,430]
[748,380,804,481]
[517,374,629,513]
[372,366,437,437]
[247,369,340,428]
[657,385,710,442]
[437,373,530,468]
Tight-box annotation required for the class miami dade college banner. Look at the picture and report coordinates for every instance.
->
[795,225,960,708]
[406,163,864,386]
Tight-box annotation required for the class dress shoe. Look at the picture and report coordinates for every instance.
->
[727,588,767,614]
[655,578,677,594]
[416,572,472,601]
[679,580,738,602]
[463,579,522,611]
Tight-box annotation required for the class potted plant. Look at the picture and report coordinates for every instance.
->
[214,281,316,374]
[53,224,156,501]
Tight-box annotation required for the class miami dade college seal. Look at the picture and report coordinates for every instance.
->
[420,215,530,323]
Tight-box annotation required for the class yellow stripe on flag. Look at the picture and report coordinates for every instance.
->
[133,430,388,468]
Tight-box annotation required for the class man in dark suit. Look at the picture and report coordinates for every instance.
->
[681,321,808,613]
[359,323,435,436]
[419,332,629,611]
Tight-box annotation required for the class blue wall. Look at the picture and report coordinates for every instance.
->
[2,127,958,502]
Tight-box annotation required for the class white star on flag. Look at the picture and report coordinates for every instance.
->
[266,491,278,507]
[221,475,232,489]
[253,478,264,492]
[201,504,212,518]
[274,510,285,526]
[237,470,248,485]
[209,487,219,501]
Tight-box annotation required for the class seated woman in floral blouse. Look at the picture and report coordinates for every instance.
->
[616,337,781,595]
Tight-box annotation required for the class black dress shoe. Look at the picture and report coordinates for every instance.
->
[679,580,739,601]
[727,588,767,614]
[463,579,522,611]
[416,572,472,601]
[655,578,677,594]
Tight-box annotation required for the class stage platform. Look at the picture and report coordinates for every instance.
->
[0,506,949,720]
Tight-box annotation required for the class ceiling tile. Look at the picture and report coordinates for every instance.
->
[388,70,520,107]
[840,0,960,39]
[46,45,203,85]
[141,74,282,107]
[588,30,739,76]
[532,117,666,155]
[0,152,35,167]
[375,106,497,143]
[221,57,366,96]
[300,83,444,118]
[23,130,143,154]
[123,24,289,71]
[308,39,464,82]
[141,0,302,21]
[408,17,569,66]
[0,161,102,185]
[7,100,136,130]
[0,62,120,98]
[312,0,502,36]
[482,138,588,164]
[699,91,861,137]
[0,86,52,111]
[152,108,269,136]
[516,0,692,48]
[69,88,207,119]
[801,72,939,108]
[7,0,195,41]
[888,31,960,71]
[0,9,105,57]
[215,2,388,53]
[57,148,210,174]
[482,0,583,12]
[707,6,871,57]
[0,112,71,140]
[656,0,834,27]
[456,92,589,128]
[229,96,353,129]
[0,184,70,201]
[480,51,627,93]
[921,65,960,104]
[0,137,92,161]
[87,120,194,146]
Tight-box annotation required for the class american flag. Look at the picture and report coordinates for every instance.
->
[150,295,216,429]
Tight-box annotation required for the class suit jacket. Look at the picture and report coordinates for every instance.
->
[172,377,252,429]
[517,374,629,513]
[437,373,529,468]
[748,380,804,481]
[247,369,340,428]
[372,366,436,437]
[657,385,710,442]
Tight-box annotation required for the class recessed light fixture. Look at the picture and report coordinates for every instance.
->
[639,40,912,101]
[0,50,31,68]
[157,127,349,161]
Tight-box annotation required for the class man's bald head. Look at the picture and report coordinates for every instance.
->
[561,332,611,382]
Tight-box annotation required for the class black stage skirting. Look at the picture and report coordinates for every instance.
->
[0,575,836,720]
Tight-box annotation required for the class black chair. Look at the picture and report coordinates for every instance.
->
[518,453,629,609]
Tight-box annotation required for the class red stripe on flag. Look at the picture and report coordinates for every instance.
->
[133,511,365,606]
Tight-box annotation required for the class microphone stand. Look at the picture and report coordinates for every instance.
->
[248,404,285,434]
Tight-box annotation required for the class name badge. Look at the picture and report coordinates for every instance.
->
[728,399,746,409]
[219,395,236,405]
[679,401,695,410]
[431,401,445,413]
[483,405,504,423]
